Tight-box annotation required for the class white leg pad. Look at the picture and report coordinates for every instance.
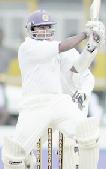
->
[2,137,26,169]
[76,117,100,169]
[63,137,79,169]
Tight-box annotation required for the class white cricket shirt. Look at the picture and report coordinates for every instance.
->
[18,37,62,95]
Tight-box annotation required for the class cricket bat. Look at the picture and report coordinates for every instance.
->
[90,0,101,21]
[87,0,101,51]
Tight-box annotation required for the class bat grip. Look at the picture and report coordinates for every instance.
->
[87,30,98,53]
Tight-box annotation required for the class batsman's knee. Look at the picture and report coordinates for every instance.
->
[2,137,26,169]
[76,117,100,149]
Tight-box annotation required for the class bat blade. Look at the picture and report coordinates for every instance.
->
[90,0,101,21]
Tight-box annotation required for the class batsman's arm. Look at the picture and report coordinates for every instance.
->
[58,31,98,73]
[59,32,87,53]
[71,36,98,73]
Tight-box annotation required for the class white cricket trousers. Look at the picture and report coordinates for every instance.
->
[13,94,87,154]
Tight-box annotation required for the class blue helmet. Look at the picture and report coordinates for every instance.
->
[26,10,56,40]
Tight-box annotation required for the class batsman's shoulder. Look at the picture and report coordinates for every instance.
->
[18,40,27,58]
[18,39,28,52]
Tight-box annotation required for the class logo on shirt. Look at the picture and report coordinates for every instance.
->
[42,14,49,21]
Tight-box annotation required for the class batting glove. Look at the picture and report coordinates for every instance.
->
[72,90,87,110]
[85,20,105,46]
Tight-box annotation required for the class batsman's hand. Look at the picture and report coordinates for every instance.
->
[85,20,105,45]
[72,90,87,111]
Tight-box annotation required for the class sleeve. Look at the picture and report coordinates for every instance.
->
[72,69,95,93]
[60,48,80,72]
[80,70,95,93]
[73,47,97,73]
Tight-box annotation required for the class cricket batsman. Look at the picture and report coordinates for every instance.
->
[2,9,105,169]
